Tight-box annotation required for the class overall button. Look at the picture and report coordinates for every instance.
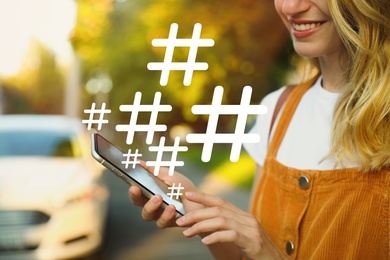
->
[298,176,309,190]
[286,240,295,255]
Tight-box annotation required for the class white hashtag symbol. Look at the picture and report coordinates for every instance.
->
[167,183,184,200]
[82,103,111,130]
[121,149,142,169]
[186,86,267,162]
[146,136,188,176]
[115,92,172,145]
[147,23,215,86]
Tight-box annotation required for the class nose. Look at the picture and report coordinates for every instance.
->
[281,0,310,17]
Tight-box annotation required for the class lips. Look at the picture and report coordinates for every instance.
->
[290,20,325,38]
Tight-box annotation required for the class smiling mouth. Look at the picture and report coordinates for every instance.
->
[292,22,322,31]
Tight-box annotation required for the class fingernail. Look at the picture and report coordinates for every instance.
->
[202,236,210,244]
[185,191,194,198]
[152,196,160,204]
[167,206,174,214]
[176,216,185,225]
[183,228,191,236]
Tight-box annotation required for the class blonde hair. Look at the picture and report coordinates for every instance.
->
[326,0,390,172]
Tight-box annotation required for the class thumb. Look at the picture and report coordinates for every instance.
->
[139,160,155,174]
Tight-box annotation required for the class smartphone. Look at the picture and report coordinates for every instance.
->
[91,133,185,217]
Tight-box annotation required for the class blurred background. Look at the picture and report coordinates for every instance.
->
[0,0,297,259]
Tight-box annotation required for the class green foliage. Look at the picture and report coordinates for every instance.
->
[0,84,33,114]
[4,39,65,114]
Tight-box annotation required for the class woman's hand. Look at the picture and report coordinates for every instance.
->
[175,191,286,260]
[128,162,205,228]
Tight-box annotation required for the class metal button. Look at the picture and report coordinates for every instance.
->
[298,176,309,190]
[286,240,295,255]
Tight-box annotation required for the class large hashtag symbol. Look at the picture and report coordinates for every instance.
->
[116,92,172,145]
[82,103,111,130]
[186,86,267,162]
[147,23,215,86]
[167,183,184,200]
[146,136,188,176]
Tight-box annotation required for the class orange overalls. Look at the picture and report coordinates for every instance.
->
[250,79,390,259]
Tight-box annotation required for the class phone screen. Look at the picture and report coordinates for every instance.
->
[93,133,185,215]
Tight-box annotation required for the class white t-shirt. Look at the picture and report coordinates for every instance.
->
[244,76,344,170]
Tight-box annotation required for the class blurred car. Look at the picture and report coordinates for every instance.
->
[0,115,109,260]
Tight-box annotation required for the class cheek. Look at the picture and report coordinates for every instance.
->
[316,0,331,17]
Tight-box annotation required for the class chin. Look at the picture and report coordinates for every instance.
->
[293,43,323,59]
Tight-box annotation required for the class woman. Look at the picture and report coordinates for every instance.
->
[129,0,390,258]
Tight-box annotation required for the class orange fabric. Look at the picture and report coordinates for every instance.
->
[250,78,390,259]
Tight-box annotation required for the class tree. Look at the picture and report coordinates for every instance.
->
[4,39,65,114]
[71,0,292,137]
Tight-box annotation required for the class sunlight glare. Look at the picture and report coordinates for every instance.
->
[0,0,77,77]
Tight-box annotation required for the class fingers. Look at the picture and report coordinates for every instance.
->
[184,191,242,214]
[155,205,177,228]
[175,192,260,250]
[139,160,155,174]
[201,230,246,246]
[178,207,255,237]
[176,206,236,226]
[141,194,164,221]
[128,186,149,207]
[176,193,251,228]
[178,209,260,255]
[141,196,178,228]
[181,216,239,238]
[129,186,178,227]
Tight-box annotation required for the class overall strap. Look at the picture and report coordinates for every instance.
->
[268,85,296,141]
[267,76,319,158]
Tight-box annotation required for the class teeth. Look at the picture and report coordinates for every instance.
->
[293,23,321,31]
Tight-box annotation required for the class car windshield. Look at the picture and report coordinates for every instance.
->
[0,131,79,157]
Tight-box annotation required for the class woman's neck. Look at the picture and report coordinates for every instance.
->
[318,52,346,93]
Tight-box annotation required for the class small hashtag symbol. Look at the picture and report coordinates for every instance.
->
[82,103,111,130]
[147,23,215,86]
[146,136,188,176]
[116,92,172,145]
[167,183,184,200]
[186,86,267,162]
[121,149,142,169]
